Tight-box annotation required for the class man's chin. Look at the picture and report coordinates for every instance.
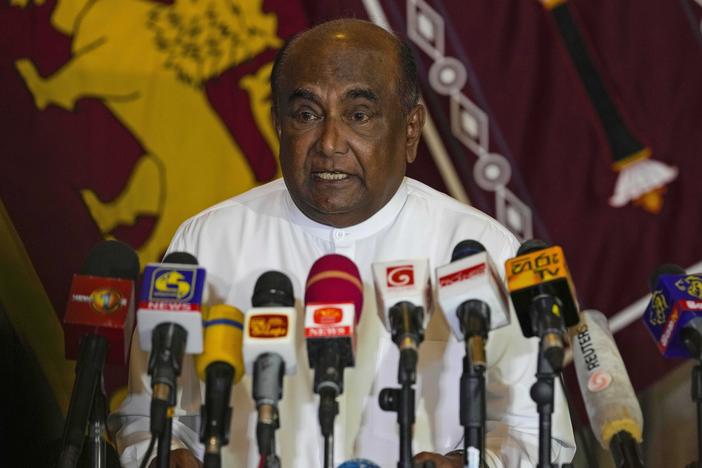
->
[304,199,371,227]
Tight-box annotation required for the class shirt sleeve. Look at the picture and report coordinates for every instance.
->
[480,307,576,467]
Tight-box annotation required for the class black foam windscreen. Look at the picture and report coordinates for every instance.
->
[252,271,294,307]
[450,239,485,262]
[163,251,198,265]
[648,263,686,291]
[516,238,550,256]
[79,240,139,280]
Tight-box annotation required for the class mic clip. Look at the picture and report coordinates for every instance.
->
[458,299,491,370]
[389,301,425,384]
[529,294,566,371]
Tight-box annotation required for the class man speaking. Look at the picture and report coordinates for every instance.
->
[109,19,575,468]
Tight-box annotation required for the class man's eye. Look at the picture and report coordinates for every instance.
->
[296,111,319,122]
[350,111,370,123]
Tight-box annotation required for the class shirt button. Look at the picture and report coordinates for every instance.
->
[333,230,346,241]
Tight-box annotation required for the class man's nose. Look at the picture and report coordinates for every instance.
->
[319,117,348,156]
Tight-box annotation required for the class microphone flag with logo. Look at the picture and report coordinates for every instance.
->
[244,271,297,466]
[59,240,140,468]
[304,254,363,468]
[644,264,702,359]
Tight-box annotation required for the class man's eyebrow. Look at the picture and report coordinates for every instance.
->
[344,88,378,102]
[288,88,320,104]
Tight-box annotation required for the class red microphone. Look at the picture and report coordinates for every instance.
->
[305,253,364,322]
[63,247,138,365]
[59,240,140,468]
[303,254,364,467]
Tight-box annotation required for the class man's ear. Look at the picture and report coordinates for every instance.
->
[405,103,426,164]
[272,105,282,137]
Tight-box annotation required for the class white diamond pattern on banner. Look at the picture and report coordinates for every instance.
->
[406,0,533,240]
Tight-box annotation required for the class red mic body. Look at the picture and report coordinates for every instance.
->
[63,275,135,365]
[304,254,364,373]
[58,240,139,468]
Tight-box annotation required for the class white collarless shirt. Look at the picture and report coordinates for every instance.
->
[110,177,575,467]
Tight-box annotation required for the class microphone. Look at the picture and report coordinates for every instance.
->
[59,240,139,468]
[436,240,511,366]
[243,271,297,464]
[572,310,644,468]
[371,258,432,383]
[372,258,432,467]
[195,304,245,468]
[304,254,363,468]
[436,240,511,468]
[505,239,580,370]
[337,460,381,468]
[644,264,702,359]
[137,252,205,448]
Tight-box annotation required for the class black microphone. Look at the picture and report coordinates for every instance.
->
[435,240,511,468]
[245,271,297,467]
[505,239,580,371]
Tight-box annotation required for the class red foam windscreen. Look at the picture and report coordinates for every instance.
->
[305,254,364,323]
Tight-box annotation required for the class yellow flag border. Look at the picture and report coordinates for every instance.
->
[0,197,73,414]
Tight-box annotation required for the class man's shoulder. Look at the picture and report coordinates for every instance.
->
[172,178,288,243]
[183,178,287,225]
[404,178,516,242]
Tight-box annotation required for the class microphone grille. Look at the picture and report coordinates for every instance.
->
[80,240,140,280]
[649,263,686,291]
[163,251,198,265]
[252,271,294,307]
[305,254,363,322]
[517,238,549,255]
[451,239,485,261]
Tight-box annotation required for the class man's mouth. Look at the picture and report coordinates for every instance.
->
[313,171,351,181]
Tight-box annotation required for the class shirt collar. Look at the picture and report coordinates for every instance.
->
[283,178,409,242]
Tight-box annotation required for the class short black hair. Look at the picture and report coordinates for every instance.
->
[270,21,420,116]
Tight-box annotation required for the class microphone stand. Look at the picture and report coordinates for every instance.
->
[458,301,489,468]
[148,323,187,468]
[531,341,558,468]
[461,346,485,468]
[58,334,108,468]
[379,350,417,468]
[379,302,426,468]
[529,295,575,468]
[253,354,284,468]
[88,387,108,468]
[686,360,702,468]
[157,412,173,468]
[314,344,343,468]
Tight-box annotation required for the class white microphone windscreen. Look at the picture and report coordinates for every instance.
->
[572,309,643,448]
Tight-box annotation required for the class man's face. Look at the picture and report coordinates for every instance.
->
[275,29,424,227]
